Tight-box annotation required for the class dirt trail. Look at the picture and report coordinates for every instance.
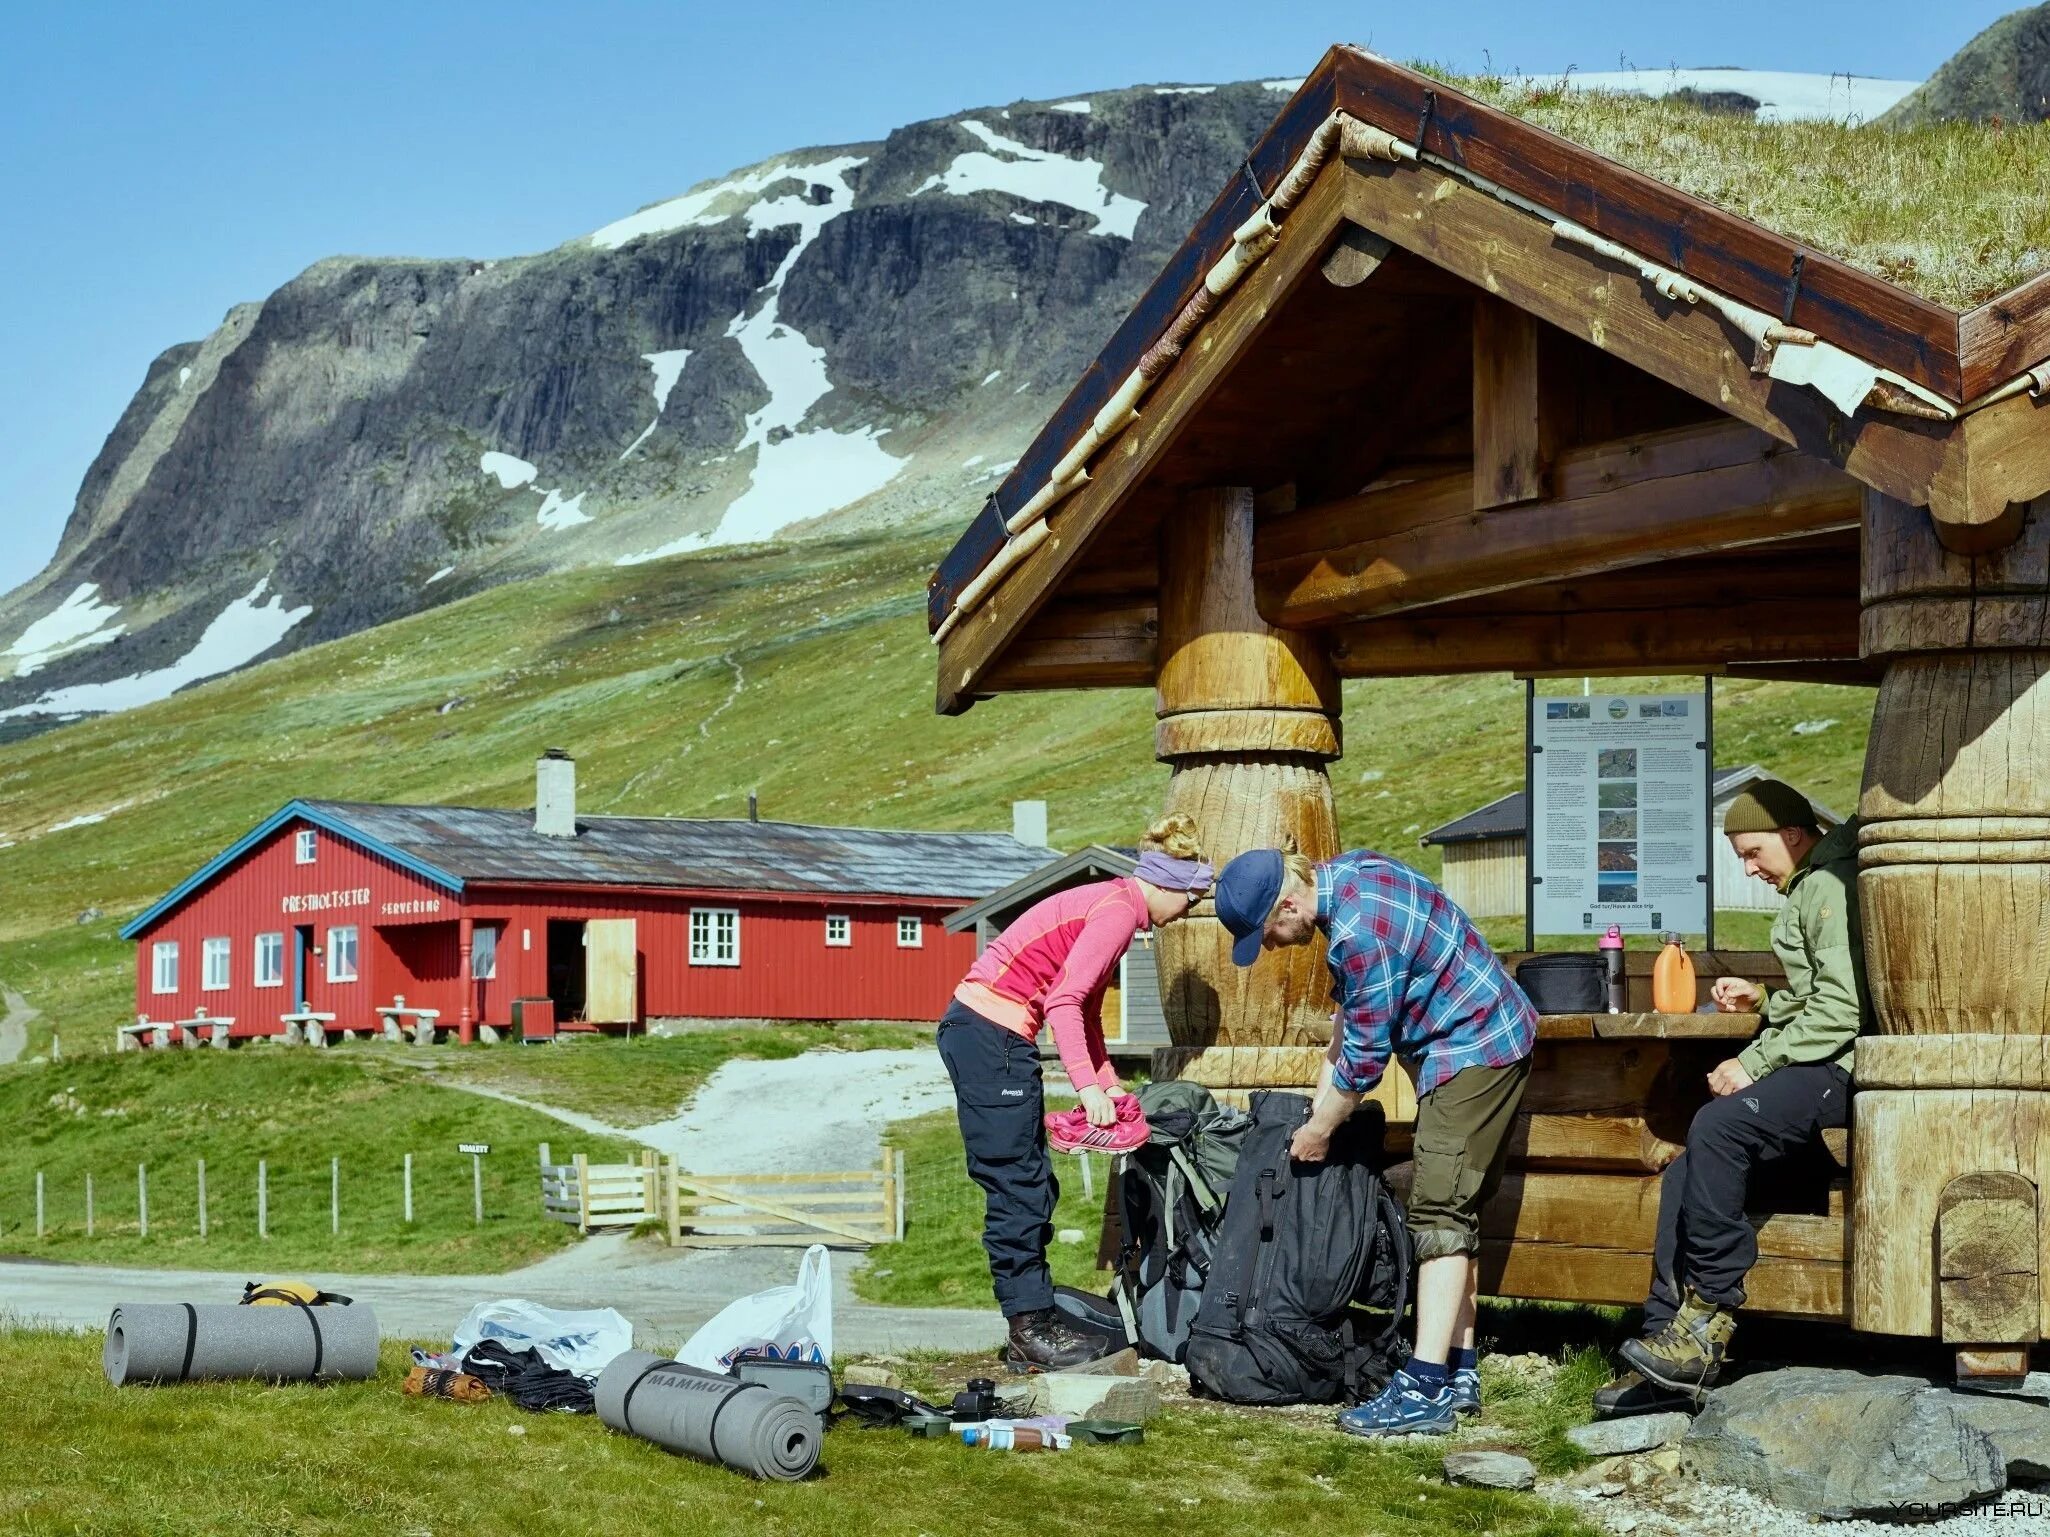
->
[0,983,38,1065]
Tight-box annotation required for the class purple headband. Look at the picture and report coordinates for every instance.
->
[1134,851,1214,894]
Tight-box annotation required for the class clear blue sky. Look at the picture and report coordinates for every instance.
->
[0,0,2015,596]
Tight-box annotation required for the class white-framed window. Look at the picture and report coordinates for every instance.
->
[326,924,359,982]
[202,937,231,991]
[294,828,318,864]
[255,932,284,988]
[825,914,851,948]
[151,941,179,994]
[897,915,923,949]
[690,908,739,966]
[471,924,498,980]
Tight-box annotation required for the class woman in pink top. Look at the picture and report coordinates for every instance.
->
[938,814,1212,1370]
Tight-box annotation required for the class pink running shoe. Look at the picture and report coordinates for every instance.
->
[1044,1097,1149,1154]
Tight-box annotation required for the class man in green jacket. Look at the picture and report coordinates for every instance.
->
[1608,780,1870,1404]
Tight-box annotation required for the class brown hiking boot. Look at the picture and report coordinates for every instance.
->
[1002,1308,1110,1373]
[1593,1367,1695,1420]
[1618,1290,1736,1395]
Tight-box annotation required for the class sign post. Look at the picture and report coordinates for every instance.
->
[460,1143,490,1225]
[1527,685,1712,942]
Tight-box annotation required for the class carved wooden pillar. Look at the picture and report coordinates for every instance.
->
[1153,486,1341,1058]
[457,914,476,1045]
[1851,489,2050,1368]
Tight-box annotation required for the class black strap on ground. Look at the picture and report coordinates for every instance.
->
[179,1303,199,1382]
[707,1379,768,1456]
[618,1359,671,1428]
[286,1298,324,1378]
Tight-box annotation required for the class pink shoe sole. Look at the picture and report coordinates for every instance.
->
[1044,1101,1149,1154]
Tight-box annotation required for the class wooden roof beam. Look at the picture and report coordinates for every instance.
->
[1256,418,1861,627]
[1334,157,2006,542]
[1327,594,1861,678]
[1473,296,1562,509]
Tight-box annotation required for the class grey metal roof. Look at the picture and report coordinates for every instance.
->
[304,800,1059,899]
[944,844,1138,932]
[1419,766,1840,847]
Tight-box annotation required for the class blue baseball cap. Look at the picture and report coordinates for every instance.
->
[1214,848,1285,967]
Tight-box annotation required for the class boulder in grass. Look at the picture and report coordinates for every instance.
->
[1682,1367,2006,1518]
[1568,1412,1692,1457]
[1443,1450,1535,1490]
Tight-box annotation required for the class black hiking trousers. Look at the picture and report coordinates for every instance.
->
[937,999,1058,1318]
[1645,1059,1851,1326]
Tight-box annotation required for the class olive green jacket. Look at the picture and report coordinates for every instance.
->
[1739,817,1872,1082]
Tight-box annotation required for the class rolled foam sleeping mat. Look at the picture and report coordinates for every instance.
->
[595,1349,821,1481]
[102,1302,380,1386]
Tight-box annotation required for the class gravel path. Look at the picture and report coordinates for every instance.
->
[0,1239,1003,1356]
[631,1048,959,1172]
[1553,1473,2047,1537]
[0,983,37,1066]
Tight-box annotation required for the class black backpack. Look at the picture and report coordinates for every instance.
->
[1051,1080,1249,1362]
[1183,1089,1413,1406]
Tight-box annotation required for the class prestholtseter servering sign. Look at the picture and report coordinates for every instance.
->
[1529,692,1708,936]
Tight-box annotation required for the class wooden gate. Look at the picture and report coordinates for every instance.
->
[539,1148,905,1248]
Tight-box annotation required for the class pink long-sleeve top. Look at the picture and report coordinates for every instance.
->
[955,877,1150,1092]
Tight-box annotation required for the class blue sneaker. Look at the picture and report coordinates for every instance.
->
[1337,1369,1458,1438]
[1449,1366,1481,1417]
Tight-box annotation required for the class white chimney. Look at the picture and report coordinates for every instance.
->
[536,749,576,838]
[1012,800,1048,849]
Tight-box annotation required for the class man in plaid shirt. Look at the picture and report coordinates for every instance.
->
[1215,844,1536,1436]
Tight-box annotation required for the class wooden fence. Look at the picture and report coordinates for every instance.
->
[539,1147,904,1249]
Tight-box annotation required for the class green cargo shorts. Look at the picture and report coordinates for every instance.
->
[1407,1057,1531,1263]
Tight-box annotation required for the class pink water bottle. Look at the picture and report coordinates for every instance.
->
[1600,925,1626,1014]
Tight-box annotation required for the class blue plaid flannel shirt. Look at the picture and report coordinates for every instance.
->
[1317,852,1537,1096]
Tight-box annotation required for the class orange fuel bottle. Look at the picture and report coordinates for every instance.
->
[1651,933,1696,1014]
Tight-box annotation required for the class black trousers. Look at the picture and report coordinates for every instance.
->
[936,1000,1058,1318]
[1646,1060,1851,1325]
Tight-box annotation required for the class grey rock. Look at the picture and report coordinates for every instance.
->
[1567,1412,1692,1457]
[75,906,103,925]
[1950,1391,2050,1480]
[1681,1367,2007,1518]
[840,1363,902,1390]
[1443,1451,1535,1491]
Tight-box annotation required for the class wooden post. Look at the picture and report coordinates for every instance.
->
[457,915,476,1045]
[1852,488,2050,1371]
[639,1150,657,1227]
[665,1156,682,1248]
[473,1151,485,1226]
[331,1157,341,1236]
[1079,1152,1095,1201]
[894,1147,907,1243]
[574,1153,591,1234]
[1153,486,1340,1064]
[539,1142,551,1172]
[137,1164,148,1239]
[35,1172,43,1238]
[1472,295,1559,510]
[257,1160,268,1240]
[197,1159,207,1240]
[403,1153,414,1224]
[85,1174,94,1238]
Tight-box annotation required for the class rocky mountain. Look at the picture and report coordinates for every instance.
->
[1883,3,2050,124]
[0,80,1295,730]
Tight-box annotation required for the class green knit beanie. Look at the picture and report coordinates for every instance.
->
[1722,779,1820,835]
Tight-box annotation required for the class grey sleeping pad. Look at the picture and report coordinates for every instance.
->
[103,1301,379,1386]
[596,1350,821,1481]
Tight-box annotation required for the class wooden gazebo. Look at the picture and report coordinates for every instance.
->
[930,49,2050,1376]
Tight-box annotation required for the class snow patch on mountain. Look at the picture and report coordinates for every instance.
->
[480,451,538,489]
[1533,68,1918,122]
[5,584,125,678]
[0,579,311,721]
[534,488,591,530]
[587,158,835,249]
[620,156,906,562]
[914,120,1145,239]
[620,348,694,461]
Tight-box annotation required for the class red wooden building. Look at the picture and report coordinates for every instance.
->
[120,752,1056,1044]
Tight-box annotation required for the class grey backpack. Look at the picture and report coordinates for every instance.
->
[1079,1080,1251,1361]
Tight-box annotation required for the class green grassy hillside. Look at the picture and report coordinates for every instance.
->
[0,528,1873,1059]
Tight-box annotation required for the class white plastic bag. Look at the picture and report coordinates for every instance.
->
[449,1298,634,1380]
[677,1244,833,1370]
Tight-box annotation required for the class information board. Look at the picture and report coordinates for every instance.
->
[1529,691,1709,936]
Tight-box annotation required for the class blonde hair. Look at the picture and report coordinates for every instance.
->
[1139,812,1206,863]
[1270,835,1316,921]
